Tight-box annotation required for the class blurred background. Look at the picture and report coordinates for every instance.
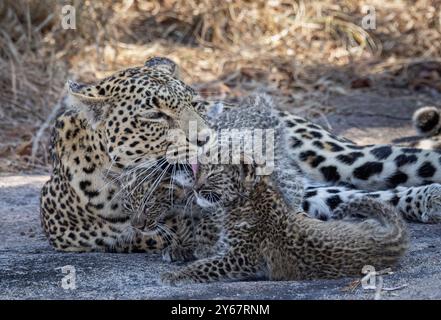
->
[1,0,441,174]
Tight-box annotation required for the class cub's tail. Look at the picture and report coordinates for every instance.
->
[333,197,409,268]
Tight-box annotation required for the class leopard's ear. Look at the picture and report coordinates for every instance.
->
[66,80,112,129]
[242,164,262,191]
[145,56,179,77]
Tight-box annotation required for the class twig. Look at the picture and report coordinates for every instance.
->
[30,91,65,161]
[382,284,408,291]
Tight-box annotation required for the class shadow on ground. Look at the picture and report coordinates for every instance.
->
[305,88,441,146]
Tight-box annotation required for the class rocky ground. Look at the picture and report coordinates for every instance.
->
[1,89,441,299]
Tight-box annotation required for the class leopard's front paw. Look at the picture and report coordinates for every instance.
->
[160,271,195,286]
[162,246,195,263]
[193,245,215,259]
[160,272,178,286]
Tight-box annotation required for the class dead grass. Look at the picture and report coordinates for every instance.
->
[1,0,441,174]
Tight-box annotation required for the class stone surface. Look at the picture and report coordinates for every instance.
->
[1,175,441,300]
[2,89,441,299]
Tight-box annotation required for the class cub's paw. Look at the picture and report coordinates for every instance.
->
[160,272,179,286]
[160,272,196,286]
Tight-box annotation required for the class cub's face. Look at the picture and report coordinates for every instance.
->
[110,167,192,235]
[192,163,256,209]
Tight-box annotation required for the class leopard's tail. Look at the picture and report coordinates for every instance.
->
[412,106,441,137]
[278,197,409,280]
[332,197,409,269]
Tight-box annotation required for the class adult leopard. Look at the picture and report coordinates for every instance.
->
[40,57,211,252]
[197,100,441,190]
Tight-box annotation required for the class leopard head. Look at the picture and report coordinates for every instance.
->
[192,162,260,209]
[66,57,212,173]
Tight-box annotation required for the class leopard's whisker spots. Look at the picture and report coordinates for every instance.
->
[99,157,159,193]
[127,160,166,196]
[122,158,162,181]
[113,157,166,201]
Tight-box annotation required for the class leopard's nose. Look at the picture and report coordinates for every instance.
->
[197,128,212,147]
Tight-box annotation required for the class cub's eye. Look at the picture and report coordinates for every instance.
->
[199,191,221,203]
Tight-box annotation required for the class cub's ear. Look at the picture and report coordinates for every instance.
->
[145,56,179,77]
[238,154,261,189]
[66,80,111,129]
[240,163,261,191]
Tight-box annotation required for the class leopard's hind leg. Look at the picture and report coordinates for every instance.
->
[161,251,261,285]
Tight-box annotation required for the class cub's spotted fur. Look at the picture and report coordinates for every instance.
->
[161,162,408,284]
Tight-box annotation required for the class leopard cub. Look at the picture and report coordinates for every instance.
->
[108,168,200,261]
[161,162,409,285]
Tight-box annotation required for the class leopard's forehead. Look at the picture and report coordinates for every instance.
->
[80,66,194,100]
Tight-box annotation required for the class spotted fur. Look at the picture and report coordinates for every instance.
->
[303,183,441,223]
[40,57,211,252]
[161,162,408,285]
[41,59,441,253]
